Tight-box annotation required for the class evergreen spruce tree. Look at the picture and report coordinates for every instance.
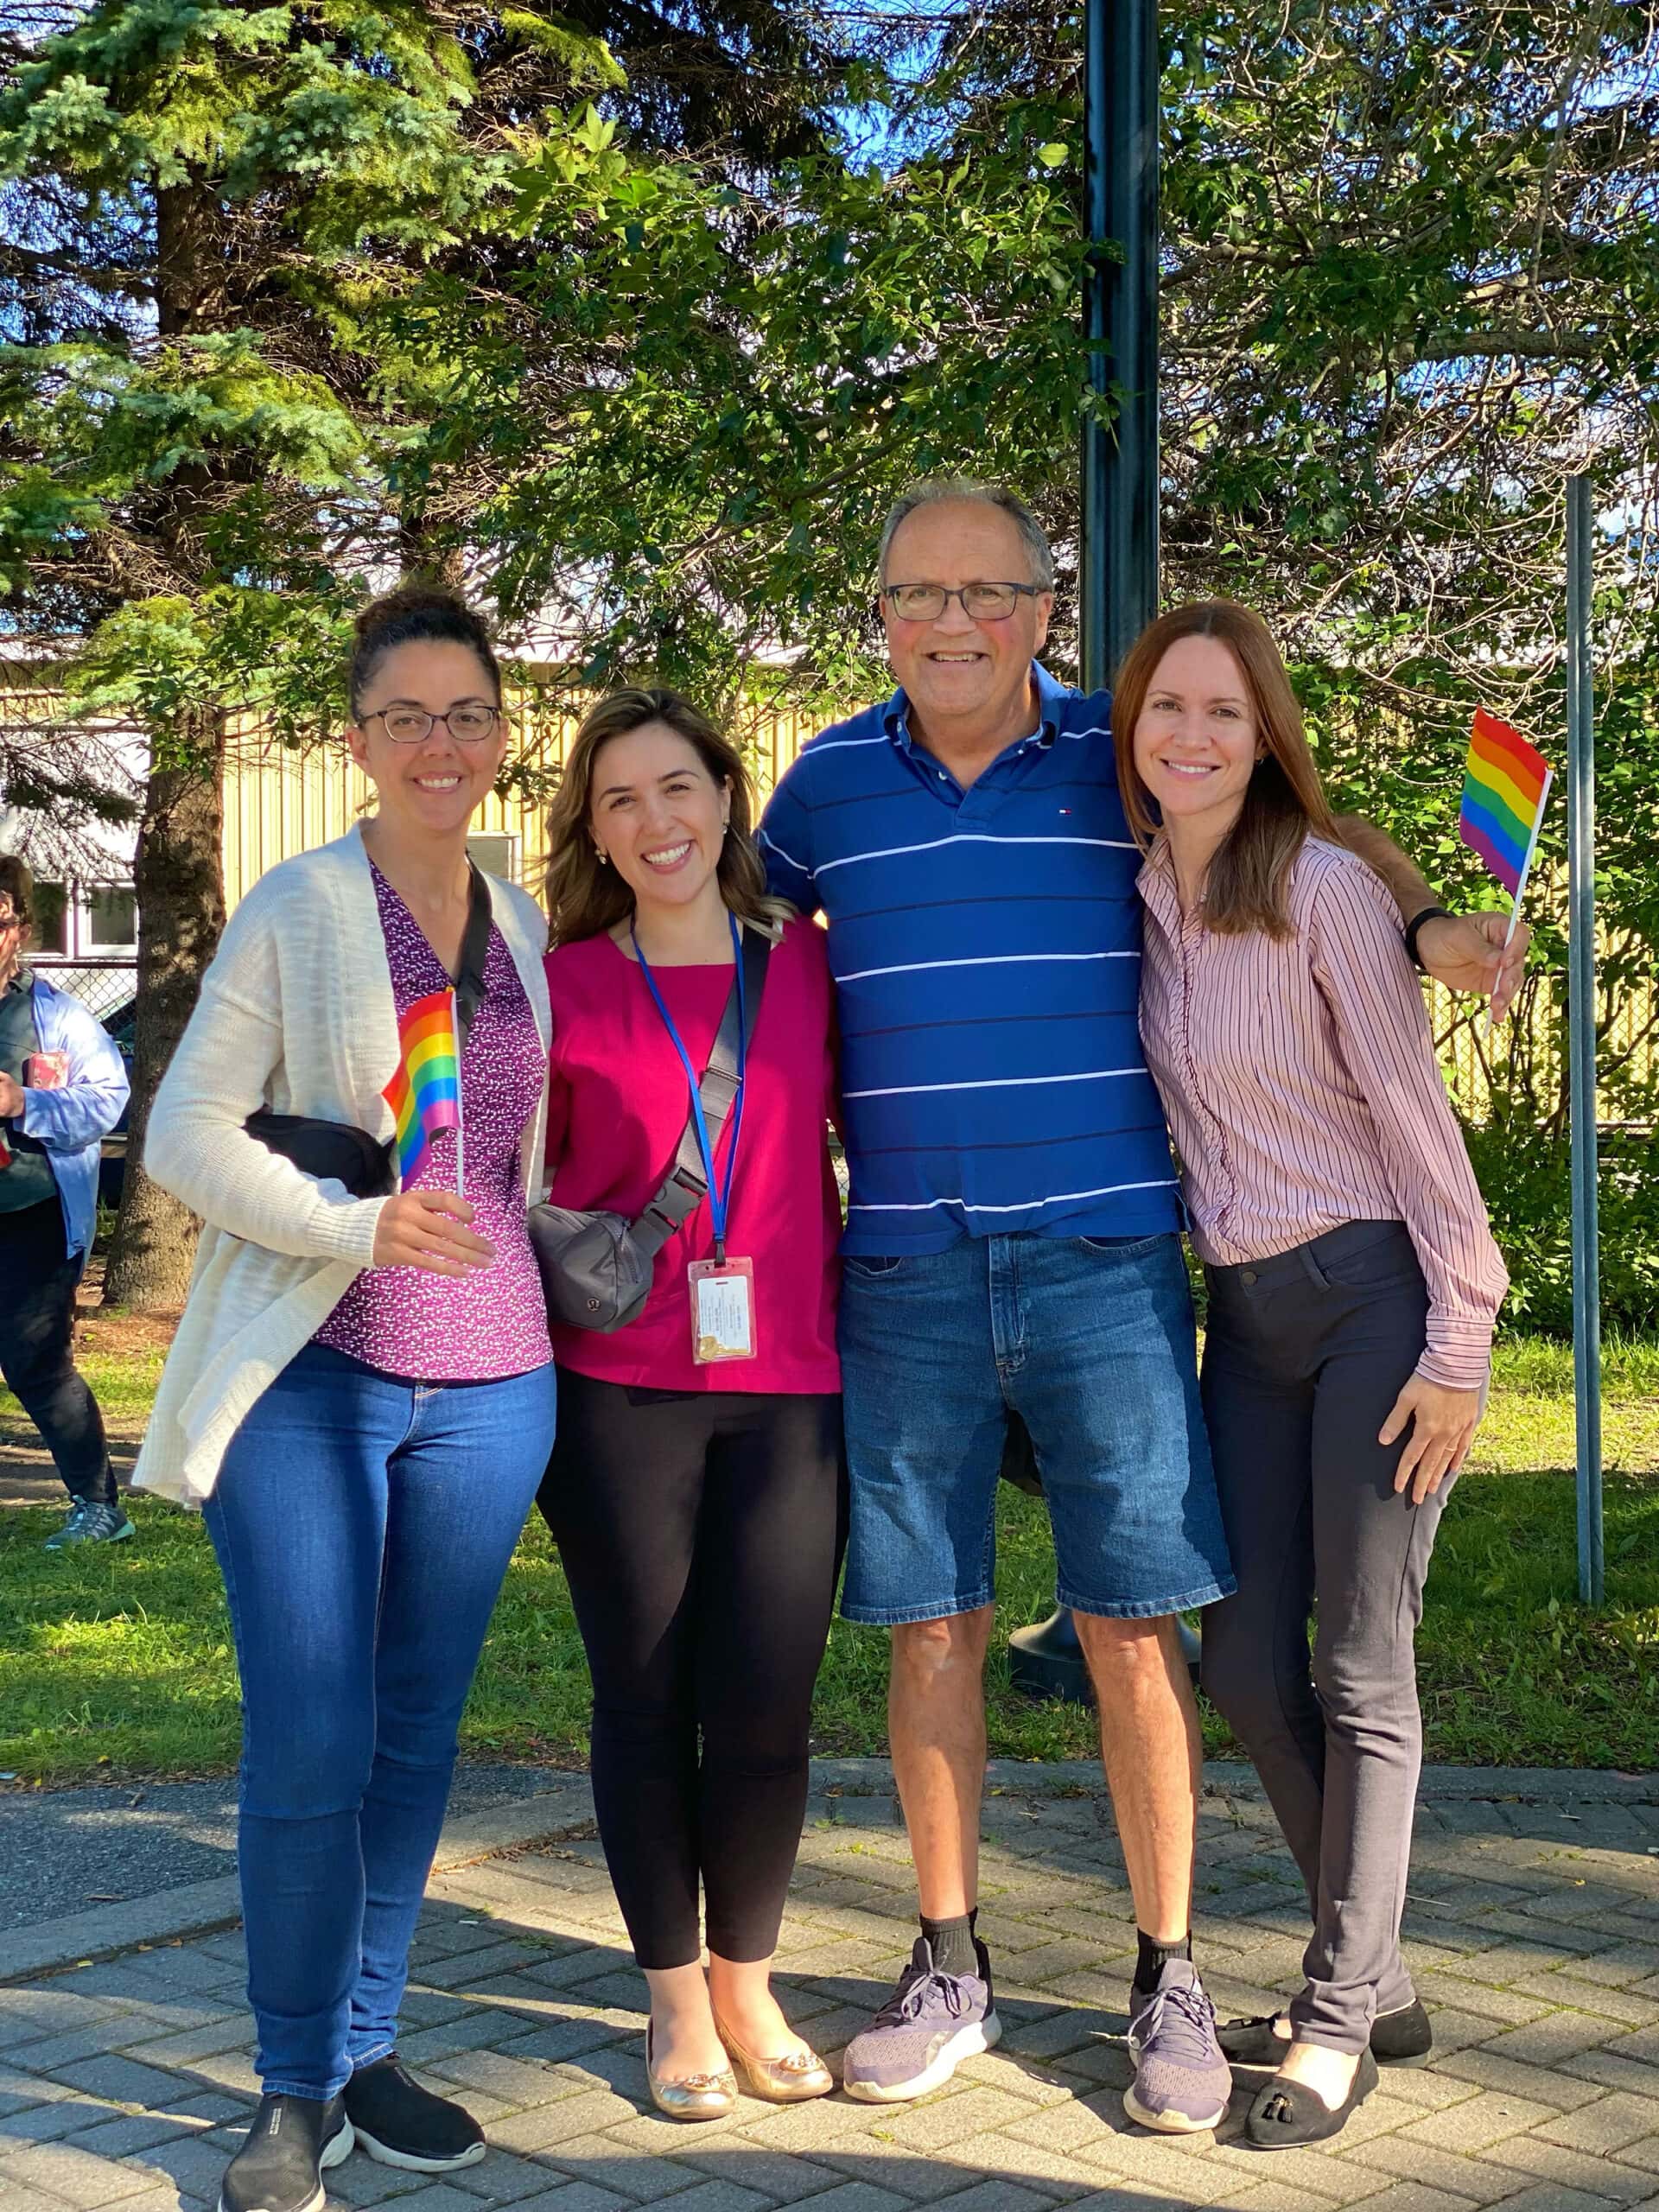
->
[0,3,649,1306]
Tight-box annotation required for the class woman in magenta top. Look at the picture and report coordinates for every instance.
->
[1116,601,1507,2149]
[538,688,842,2120]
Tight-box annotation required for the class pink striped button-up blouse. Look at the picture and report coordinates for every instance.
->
[1136,835,1507,1389]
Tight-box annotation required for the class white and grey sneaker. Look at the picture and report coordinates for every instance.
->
[841,1936,1000,2102]
[1123,1959,1232,2134]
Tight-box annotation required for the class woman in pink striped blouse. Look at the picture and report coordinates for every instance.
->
[1116,601,1508,2150]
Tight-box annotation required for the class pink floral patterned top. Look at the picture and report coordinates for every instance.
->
[314,862,550,1379]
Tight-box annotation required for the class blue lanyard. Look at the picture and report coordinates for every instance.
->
[632,913,747,1262]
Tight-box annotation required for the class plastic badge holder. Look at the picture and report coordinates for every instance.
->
[689,1256,757,1364]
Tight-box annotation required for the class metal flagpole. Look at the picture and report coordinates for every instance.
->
[1566,473,1603,1605]
[1010,0,1181,1702]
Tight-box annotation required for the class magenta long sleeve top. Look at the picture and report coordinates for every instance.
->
[543,916,842,1395]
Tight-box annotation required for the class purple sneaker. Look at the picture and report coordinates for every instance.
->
[1123,1959,1231,2134]
[841,1936,1001,2102]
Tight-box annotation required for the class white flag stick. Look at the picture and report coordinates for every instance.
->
[452,987,466,1193]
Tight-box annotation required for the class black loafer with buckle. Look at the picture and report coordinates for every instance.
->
[1246,2049,1379,2149]
[1221,1998,1431,2070]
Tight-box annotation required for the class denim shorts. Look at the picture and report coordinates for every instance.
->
[837,1231,1235,1625]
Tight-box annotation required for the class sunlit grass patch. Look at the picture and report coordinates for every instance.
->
[4,1427,1656,1782]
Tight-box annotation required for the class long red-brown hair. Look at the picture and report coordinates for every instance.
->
[1113,601,1338,939]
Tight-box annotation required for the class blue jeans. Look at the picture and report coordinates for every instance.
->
[204,1344,556,2100]
[838,1232,1233,1624]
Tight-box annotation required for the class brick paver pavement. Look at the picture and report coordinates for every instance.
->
[5,1766,1659,2212]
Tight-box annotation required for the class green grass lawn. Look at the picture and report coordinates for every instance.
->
[3,1340,1656,1784]
[46,1344,169,1415]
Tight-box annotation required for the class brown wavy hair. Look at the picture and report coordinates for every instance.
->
[543,688,788,945]
[1112,601,1338,939]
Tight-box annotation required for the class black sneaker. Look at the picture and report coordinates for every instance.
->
[343,2055,486,2171]
[219,2093,352,2212]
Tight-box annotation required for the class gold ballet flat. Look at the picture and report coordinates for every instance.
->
[713,2011,835,2103]
[645,2021,737,2121]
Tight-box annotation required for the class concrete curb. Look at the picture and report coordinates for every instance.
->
[429,1778,596,1870]
[0,1875,245,1987]
[3,1759,1649,1984]
[0,1779,598,1985]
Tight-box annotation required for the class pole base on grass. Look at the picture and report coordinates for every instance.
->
[1007,1607,1202,1704]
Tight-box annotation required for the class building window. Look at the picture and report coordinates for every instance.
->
[467,833,517,882]
[86,887,137,950]
[31,881,69,957]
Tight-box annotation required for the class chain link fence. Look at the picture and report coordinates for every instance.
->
[36,962,136,1025]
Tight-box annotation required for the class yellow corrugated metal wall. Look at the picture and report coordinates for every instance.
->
[222,703,1651,1125]
[222,690,824,912]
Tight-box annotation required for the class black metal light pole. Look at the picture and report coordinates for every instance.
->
[1081,0,1161,687]
[1008,0,1187,1703]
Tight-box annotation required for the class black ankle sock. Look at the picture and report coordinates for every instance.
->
[1135,1929,1192,1994]
[920,1908,980,1980]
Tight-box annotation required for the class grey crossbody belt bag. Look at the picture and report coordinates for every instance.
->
[528,922,772,1332]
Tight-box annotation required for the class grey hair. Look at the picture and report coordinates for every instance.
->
[877,476,1056,592]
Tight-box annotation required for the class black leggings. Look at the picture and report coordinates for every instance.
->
[537,1367,845,1969]
[0,1199,114,1505]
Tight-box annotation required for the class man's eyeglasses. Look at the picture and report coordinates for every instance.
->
[880,582,1047,623]
[360,704,503,746]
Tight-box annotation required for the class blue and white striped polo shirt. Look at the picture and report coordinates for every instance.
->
[759,662,1181,1255]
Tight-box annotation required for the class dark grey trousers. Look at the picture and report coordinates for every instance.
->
[1198,1220,1449,2055]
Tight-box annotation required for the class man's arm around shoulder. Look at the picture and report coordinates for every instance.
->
[1333,813,1528,1022]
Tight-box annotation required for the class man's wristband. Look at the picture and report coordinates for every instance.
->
[1403,905,1453,971]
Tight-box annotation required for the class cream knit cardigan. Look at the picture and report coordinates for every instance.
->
[132,824,551,1508]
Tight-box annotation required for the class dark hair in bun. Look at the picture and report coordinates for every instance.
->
[349,585,502,716]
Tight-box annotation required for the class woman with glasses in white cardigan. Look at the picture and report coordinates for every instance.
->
[136,588,555,2212]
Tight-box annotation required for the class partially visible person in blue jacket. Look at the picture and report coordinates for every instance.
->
[0,855,131,1550]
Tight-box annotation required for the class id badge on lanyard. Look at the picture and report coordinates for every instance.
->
[633,917,758,1364]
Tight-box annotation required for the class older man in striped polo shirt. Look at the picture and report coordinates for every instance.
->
[759,477,1523,2129]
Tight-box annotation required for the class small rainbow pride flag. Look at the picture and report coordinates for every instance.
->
[383,987,462,1185]
[1460,709,1553,901]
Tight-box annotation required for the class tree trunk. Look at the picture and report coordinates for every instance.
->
[104,178,231,1312]
[396,512,467,588]
[103,715,226,1311]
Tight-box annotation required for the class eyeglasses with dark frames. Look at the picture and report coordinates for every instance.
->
[360,703,503,746]
[880,582,1048,622]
